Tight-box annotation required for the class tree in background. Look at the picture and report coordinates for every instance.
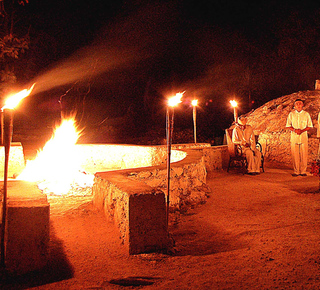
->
[0,0,29,97]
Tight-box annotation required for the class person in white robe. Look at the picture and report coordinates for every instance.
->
[286,99,313,176]
[232,116,262,175]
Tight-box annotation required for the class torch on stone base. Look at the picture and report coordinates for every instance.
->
[0,84,35,269]
[0,108,13,268]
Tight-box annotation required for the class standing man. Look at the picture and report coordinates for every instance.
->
[286,99,313,177]
[317,111,320,159]
[232,116,262,175]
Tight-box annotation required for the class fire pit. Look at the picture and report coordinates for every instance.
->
[1,116,227,272]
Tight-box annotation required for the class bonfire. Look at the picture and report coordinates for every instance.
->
[17,117,94,196]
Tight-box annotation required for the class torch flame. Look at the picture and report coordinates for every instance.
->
[168,92,184,107]
[191,99,198,107]
[229,100,238,108]
[2,83,35,110]
[17,117,94,195]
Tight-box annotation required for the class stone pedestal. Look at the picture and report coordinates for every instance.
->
[1,180,50,274]
[0,142,25,178]
[93,172,168,255]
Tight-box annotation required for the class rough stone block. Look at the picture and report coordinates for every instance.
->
[92,145,217,255]
[203,146,229,172]
[93,172,169,255]
[1,180,50,274]
[129,190,167,254]
[0,143,25,178]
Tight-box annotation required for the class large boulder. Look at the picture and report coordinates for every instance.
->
[244,90,320,166]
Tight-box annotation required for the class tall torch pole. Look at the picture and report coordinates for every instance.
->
[0,109,13,268]
[166,92,183,230]
[0,84,35,268]
[166,106,172,229]
[230,100,238,122]
[1,111,4,146]
[192,99,198,143]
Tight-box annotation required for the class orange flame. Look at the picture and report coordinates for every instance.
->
[191,99,198,107]
[229,100,238,108]
[17,117,94,195]
[2,83,35,110]
[168,92,184,107]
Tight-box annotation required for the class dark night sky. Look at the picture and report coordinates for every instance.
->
[8,0,320,140]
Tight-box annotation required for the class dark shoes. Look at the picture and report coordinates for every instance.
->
[247,172,260,175]
[292,173,307,177]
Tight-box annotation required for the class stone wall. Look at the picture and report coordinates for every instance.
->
[92,145,212,254]
[76,144,187,173]
[126,149,209,211]
[258,133,319,166]
[91,144,227,214]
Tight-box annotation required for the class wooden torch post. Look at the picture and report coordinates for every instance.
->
[1,108,13,268]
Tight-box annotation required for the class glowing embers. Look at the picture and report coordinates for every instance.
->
[17,118,94,196]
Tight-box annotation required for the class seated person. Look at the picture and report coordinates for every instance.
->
[232,116,262,175]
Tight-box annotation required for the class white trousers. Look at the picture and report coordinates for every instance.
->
[291,142,308,174]
[243,147,262,173]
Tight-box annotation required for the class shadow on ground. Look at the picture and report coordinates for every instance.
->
[170,214,249,256]
[0,224,73,289]
[106,276,162,287]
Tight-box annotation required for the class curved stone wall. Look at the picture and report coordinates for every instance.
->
[77,144,187,173]
[92,146,210,213]
[91,143,218,254]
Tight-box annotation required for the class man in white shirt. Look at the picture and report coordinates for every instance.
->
[286,99,313,176]
[232,116,262,175]
[317,112,320,158]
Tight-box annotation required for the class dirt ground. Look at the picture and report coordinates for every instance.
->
[1,161,320,289]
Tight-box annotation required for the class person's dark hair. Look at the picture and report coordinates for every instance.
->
[294,98,304,104]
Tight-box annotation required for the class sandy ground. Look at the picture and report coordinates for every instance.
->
[1,162,320,289]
